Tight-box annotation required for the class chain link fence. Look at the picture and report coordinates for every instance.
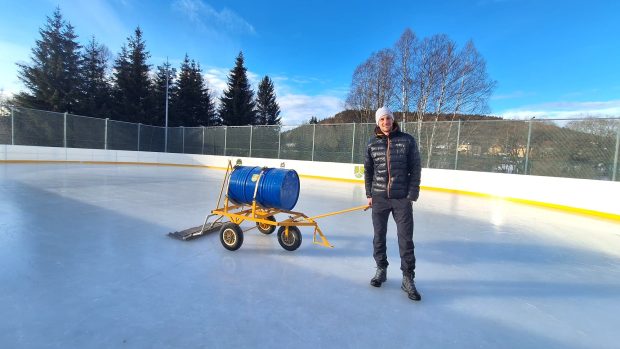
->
[1,106,618,181]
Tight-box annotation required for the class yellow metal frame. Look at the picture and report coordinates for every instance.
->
[208,160,369,248]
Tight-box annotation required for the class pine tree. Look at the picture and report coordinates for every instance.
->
[77,36,112,118]
[111,27,153,123]
[151,60,176,126]
[16,8,81,112]
[218,52,256,126]
[255,76,281,125]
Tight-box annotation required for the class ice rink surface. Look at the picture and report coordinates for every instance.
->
[1,163,619,349]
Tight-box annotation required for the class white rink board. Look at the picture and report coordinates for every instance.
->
[2,145,618,216]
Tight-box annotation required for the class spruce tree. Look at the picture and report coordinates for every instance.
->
[255,76,281,125]
[196,62,218,126]
[173,55,218,126]
[218,52,256,126]
[16,8,81,112]
[111,27,153,123]
[186,58,205,126]
[151,60,176,126]
[202,83,218,126]
[174,55,199,126]
[78,36,112,118]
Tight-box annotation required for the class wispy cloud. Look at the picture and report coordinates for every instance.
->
[499,100,620,119]
[113,0,132,7]
[491,90,534,100]
[203,66,257,94]
[172,0,256,36]
[202,67,344,125]
[476,0,513,5]
[278,94,344,125]
[560,89,602,99]
[53,0,128,47]
[203,67,229,95]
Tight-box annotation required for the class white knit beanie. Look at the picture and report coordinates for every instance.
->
[375,106,393,125]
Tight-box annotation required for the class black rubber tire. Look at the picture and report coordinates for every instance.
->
[219,222,243,251]
[277,226,302,251]
[256,216,276,235]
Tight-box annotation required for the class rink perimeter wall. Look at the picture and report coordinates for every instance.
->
[2,144,618,220]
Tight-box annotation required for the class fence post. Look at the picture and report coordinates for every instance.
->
[104,118,109,150]
[277,126,281,159]
[454,120,461,170]
[11,107,15,145]
[311,124,316,161]
[181,126,185,153]
[63,112,67,148]
[137,123,141,151]
[612,125,620,181]
[249,126,253,157]
[524,118,533,175]
[224,126,227,156]
[351,123,356,163]
[202,126,205,155]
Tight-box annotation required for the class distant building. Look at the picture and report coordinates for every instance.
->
[458,143,481,156]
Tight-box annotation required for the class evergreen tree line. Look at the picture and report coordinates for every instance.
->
[14,8,281,127]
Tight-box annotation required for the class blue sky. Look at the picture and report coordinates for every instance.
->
[0,0,619,124]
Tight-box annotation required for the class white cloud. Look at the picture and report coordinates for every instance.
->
[278,94,344,125]
[203,67,229,95]
[0,41,30,96]
[172,0,255,35]
[499,100,620,119]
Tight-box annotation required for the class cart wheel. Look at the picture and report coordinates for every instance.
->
[220,223,243,251]
[256,216,276,235]
[277,226,302,251]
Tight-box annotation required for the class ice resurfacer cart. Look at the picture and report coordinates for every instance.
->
[169,161,369,251]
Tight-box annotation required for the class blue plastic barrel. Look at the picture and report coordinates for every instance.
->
[228,166,300,211]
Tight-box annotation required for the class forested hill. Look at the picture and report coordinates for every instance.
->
[316,110,503,124]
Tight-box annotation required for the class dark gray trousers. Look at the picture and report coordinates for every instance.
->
[371,196,416,276]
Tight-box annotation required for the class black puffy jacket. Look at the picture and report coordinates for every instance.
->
[364,123,422,201]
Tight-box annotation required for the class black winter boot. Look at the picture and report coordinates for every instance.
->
[401,272,421,301]
[370,267,387,287]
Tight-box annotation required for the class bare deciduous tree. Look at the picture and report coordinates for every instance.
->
[374,49,397,109]
[451,40,495,118]
[347,29,496,168]
[346,60,375,123]
[412,34,496,166]
[428,40,496,167]
[346,49,396,123]
[566,117,619,137]
[393,28,417,124]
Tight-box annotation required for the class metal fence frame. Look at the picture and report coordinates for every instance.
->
[1,106,618,181]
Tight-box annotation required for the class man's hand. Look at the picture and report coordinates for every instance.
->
[367,197,372,207]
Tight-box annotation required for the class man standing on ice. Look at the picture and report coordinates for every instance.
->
[364,106,422,301]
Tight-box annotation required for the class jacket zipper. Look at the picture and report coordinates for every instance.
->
[386,136,391,198]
